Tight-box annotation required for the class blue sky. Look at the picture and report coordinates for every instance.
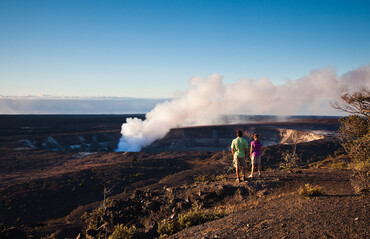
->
[1,0,370,98]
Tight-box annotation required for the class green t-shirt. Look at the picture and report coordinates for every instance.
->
[231,137,248,157]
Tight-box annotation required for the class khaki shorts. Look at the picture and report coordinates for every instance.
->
[251,155,261,165]
[233,156,247,169]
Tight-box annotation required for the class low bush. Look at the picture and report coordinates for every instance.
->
[214,174,227,181]
[158,203,224,238]
[82,206,105,230]
[193,175,208,184]
[334,148,345,157]
[82,198,113,230]
[350,161,369,195]
[280,149,301,169]
[331,162,347,169]
[157,218,181,238]
[108,224,136,239]
[178,203,223,228]
[298,184,323,197]
[194,174,228,184]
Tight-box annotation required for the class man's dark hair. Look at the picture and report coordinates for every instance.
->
[237,130,243,137]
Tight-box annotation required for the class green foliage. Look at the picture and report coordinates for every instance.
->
[333,89,369,194]
[82,198,112,230]
[178,203,223,228]
[193,174,228,184]
[334,148,345,157]
[193,175,208,184]
[215,174,227,181]
[324,155,348,169]
[103,198,113,210]
[326,155,334,161]
[331,162,347,169]
[157,218,181,238]
[338,116,369,194]
[280,145,301,169]
[108,224,136,239]
[351,161,370,195]
[332,88,370,194]
[82,206,105,230]
[298,184,323,197]
[339,115,368,139]
[345,130,369,162]
[157,203,224,237]
[129,172,144,178]
[346,131,369,194]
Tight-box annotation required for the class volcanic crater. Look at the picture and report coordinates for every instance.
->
[2,115,338,153]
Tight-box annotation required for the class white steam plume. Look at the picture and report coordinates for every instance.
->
[116,65,370,152]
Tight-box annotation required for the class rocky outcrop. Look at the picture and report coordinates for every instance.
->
[82,179,277,239]
[0,227,27,239]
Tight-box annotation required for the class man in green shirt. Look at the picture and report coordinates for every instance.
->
[231,130,248,182]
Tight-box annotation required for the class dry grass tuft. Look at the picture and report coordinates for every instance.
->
[298,184,323,197]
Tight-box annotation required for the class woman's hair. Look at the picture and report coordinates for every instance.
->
[237,130,243,137]
[254,133,260,142]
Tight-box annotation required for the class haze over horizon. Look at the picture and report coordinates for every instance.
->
[1,0,370,114]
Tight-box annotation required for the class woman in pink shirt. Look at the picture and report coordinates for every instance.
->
[249,133,262,178]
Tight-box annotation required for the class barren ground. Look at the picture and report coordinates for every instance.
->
[0,115,368,238]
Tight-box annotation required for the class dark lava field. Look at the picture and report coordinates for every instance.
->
[0,115,368,238]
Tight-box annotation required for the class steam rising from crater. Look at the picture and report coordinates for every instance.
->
[117,66,370,152]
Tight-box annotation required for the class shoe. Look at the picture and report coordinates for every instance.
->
[258,173,262,177]
[248,174,253,178]
[236,178,240,182]
[242,176,246,181]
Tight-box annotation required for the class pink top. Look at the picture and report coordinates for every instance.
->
[251,140,262,156]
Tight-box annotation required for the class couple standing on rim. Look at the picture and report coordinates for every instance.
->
[231,130,262,182]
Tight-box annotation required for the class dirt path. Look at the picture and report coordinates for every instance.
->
[170,169,369,239]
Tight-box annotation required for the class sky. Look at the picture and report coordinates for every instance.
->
[0,0,370,113]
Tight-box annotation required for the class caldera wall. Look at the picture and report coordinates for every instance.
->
[142,124,332,152]
[3,119,338,153]
[20,131,121,152]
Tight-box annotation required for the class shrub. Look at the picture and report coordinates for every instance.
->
[82,206,105,230]
[332,89,369,195]
[193,175,208,184]
[298,184,323,197]
[331,162,347,169]
[157,218,181,238]
[351,161,370,195]
[129,172,144,178]
[280,146,301,169]
[334,148,345,157]
[82,197,113,230]
[193,174,227,184]
[215,174,227,181]
[157,203,224,237]
[178,203,222,229]
[108,224,136,239]
[341,123,369,195]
